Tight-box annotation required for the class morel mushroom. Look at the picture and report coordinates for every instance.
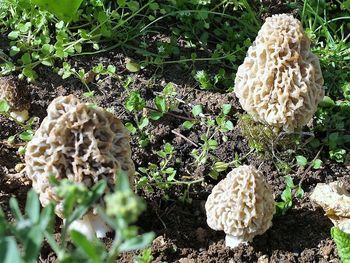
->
[310,181,350,234]
[234,14,324,132]
[205,165,275,248]
[25,95,135,239]
[0,76,30,122]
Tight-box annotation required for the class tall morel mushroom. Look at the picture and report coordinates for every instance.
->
[310,181,350,234]
[25,95,135,238]
[205,165,275,248]
[0,76,30,122]
[234,14,324,132]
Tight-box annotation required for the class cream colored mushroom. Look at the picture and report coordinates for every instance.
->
[0,76,30,122]
[234,14,324,132]
[205,165,275,248]
[310,181,350,234]
[25,95,135,239]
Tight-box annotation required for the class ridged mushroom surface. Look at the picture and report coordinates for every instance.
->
[234,14,324,131]
[310,181,350,234]
[25,95,135,219]
[0,76,30,122]
[205,165,275,248]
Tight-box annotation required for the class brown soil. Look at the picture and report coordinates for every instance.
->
[1,51,348,262]
[1,4,349,263]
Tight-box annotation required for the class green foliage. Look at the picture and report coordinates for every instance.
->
[186,103,235,170]
[0,99,10,112]
[0,0,257,84]
[301,1,350,163]
[215,104,234,133]
[138,143,177,193]
[276,176,304,215]
[134,248,153,263]
[191,133,218,166]
[210,153,243,180]
[194,69,233,91]
[149,82,178,120]
[49,171,154,262]
[313,97,350,163]
[0,0,155,79]
[0,172,153,262]
[137,142,203,203]
[0,98,36,146]
[237,114,301,157]
[194,70,212,90]
[191,105,203,117]
[125,91,146,112]
[32,0,83,22]
[295,155,323,169]
[126,61,141,73]
[0,190,55,263]
[238,114,276,153]
[331,227,350,263]
[295,155,308,167]
[124,89,150,147]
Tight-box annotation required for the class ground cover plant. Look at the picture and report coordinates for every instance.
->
[0,0,350,262]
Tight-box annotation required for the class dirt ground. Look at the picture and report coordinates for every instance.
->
[1,4,350,263]
[1,49,349,263]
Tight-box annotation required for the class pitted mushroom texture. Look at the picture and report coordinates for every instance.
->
[205,165,275,245]
[25,95,135,218]
[0,76,30,111]
[234,14,324,131]
[0,76,30,121]
[310,181,350,234]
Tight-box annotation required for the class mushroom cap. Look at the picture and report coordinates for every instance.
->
[234,14,324,131]
[310,181,350,234]
[25,95,135,218]
[205,165,275,243]
[0,76,30,112]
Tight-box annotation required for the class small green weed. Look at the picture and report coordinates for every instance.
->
[138,143,177,194]
[276,176,304,216]
[0,190,54,263]
[0,172,154,262]
[137,142,204,203]
[301,0,350,163]
[188,104,234,166]
[295,155,323,169]
[134,248,153,263]
[237,114,300,156]
[0,99,37,153]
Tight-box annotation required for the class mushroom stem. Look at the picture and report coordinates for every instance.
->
[68,212,111,240]
[225,235,246,248]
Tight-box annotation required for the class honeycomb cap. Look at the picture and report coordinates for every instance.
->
[234,14,324,131]
[205,165,275,248]
[25,95,135,218]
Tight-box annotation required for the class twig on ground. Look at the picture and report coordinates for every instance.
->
[171,130,199,147]
[299,145,324,187]
[145,106,196,121]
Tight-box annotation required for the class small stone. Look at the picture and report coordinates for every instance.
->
[258,255,269,263]
[179,259,195,263]
[14,163,25,173]
[152,235,166,247]
[320,244,333,259]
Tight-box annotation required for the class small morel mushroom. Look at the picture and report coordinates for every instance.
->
[205,165,275,248]
[234,14,324,132]
[0,76,30,122]
[25,95,135,239]
[310,181,350,234]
